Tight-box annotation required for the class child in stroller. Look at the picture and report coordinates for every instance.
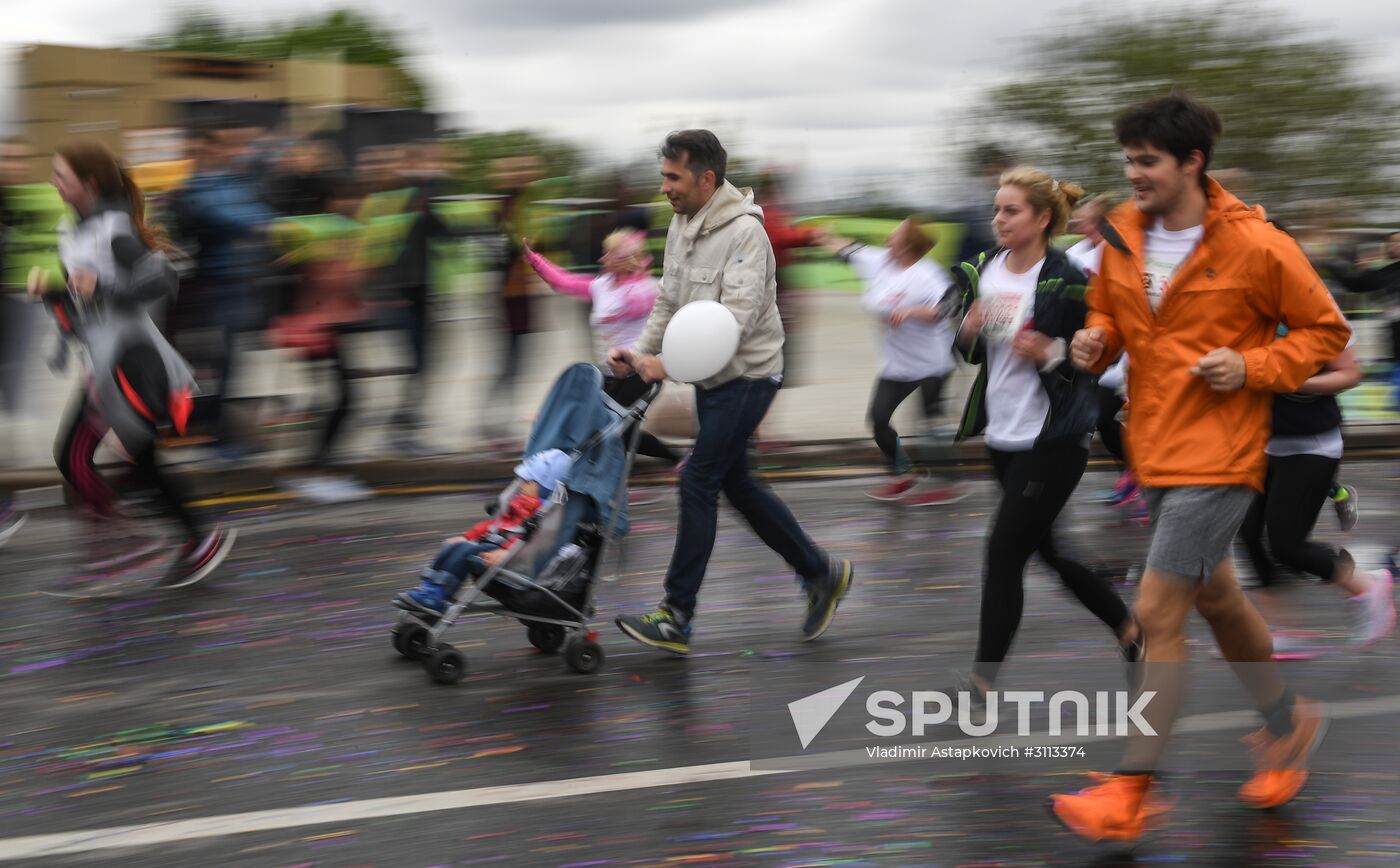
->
[390,362,659,683]
[394,448,571,616]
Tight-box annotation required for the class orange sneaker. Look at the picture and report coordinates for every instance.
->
[1237,696,1329,809]
[1048,772,1167,842]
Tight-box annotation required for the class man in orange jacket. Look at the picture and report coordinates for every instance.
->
[1050,96,1352,842]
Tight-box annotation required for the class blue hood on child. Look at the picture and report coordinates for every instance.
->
[514,449,571,496]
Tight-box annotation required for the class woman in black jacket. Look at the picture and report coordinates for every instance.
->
[952,167,1140,699]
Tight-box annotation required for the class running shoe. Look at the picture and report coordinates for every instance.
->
[1114,484,1146,510]
[902,484,970,507]
[802,558,854,641]
[1103,470,1139,506]
[865,474,919,502]
[1049,772,1166,842]
[616,606,691,655]
[949,669,989,711]
[1119,490,1151,526]
[1351,568,1395,647]
[1332,484,1359,532]
[1237,696,1328,808]
[156,526,238,588]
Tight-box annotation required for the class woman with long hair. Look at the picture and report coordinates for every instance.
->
[34,139,236,586]
[952,167,1140,699]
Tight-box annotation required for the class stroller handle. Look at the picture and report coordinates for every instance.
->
[571,380,663,459]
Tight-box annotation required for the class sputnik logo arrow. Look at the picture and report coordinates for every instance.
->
[787,676,865,749]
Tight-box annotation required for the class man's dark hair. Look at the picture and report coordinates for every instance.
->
[1114,95,1224,182]
[661,129,726,186]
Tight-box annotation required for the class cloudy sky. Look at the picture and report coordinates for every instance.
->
[3,0,1400,202]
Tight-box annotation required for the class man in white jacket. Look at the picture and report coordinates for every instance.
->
[609,130,853,655]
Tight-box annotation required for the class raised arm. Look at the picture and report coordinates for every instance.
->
[522,244,594,300]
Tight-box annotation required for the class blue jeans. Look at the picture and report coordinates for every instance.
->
[662,376,826,622]
[423,540,498,595]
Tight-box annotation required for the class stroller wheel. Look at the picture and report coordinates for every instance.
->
[564,636,604,675]
[527,625,566,654]
[425,644,467,685]
[392,624,432,661]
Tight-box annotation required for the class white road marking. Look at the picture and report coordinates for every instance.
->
[3,693,1399,860]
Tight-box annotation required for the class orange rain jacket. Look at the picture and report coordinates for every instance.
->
[1085,178,1350,492]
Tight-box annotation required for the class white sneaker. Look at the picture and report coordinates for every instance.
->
[288,476,373,504]
[1354,569,1396,647]
[307,477,374,504]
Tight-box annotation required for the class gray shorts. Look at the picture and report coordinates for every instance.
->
[1143,486,1256,581]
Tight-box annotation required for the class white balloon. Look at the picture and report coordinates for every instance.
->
[661,300,740,383]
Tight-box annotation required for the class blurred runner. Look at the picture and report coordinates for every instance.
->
[39,140,236,586]
[1053,95,1350,842]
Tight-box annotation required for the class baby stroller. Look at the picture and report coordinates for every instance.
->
[391,363,660,684]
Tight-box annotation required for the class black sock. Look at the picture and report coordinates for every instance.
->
[1262,688,1296,737]
[1114,769,1154,779]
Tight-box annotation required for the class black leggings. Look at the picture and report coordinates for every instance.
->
[605,374,681,465]
[973,444,1130,684]
[868,376,945,472]
[129,442,202,538]
[313,339,353,466]
[392,283,431,428]
[54,387,202,539]
[1240,453,1343,585]
[1096,387,1126,466]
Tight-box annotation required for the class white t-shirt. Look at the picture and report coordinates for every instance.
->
[1065,238,1103,276]
[1100,353,1129,392]
[1267,422,1344,460]
[851,247,957,381]
[1143,223,1204,312]
[982,251,1049,451]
